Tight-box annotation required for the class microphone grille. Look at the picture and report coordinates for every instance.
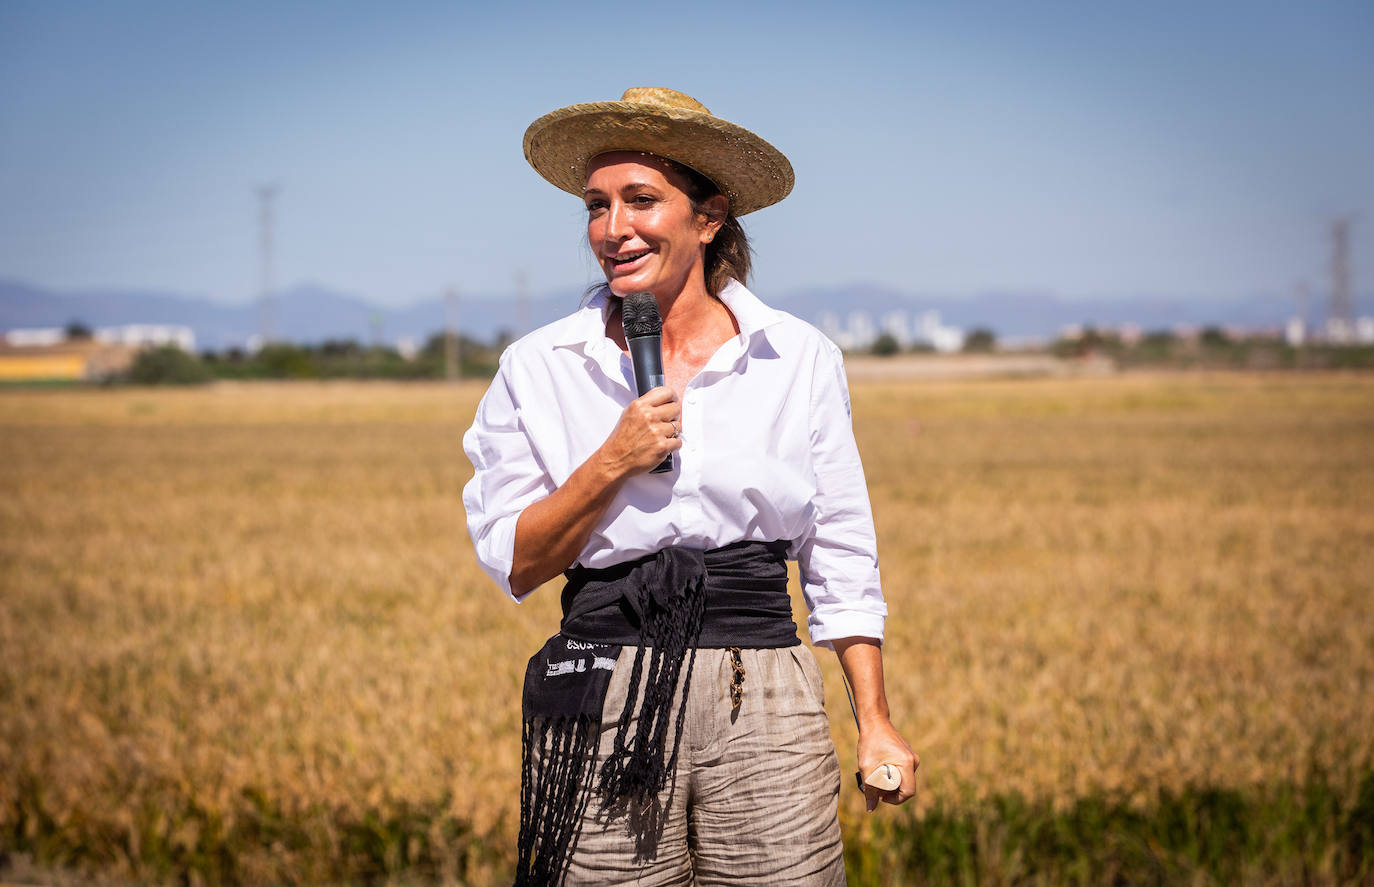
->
[621,292,662,339]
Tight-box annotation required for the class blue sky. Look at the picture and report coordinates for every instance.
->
[1,0,1370,308]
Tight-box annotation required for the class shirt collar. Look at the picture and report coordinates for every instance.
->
[552,279,782,350]
[717,278,784,341]
[552,286,615,349]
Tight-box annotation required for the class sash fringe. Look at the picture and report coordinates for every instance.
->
[515,714,598,886]
[597,560,706,808]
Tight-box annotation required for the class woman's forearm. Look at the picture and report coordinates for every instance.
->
[509,450,625,596]
[831,636,892,729]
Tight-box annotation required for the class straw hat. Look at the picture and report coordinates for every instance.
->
[523,87,794,216]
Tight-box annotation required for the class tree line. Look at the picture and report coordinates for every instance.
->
[120,324,1374,384]
[128,332,507,385]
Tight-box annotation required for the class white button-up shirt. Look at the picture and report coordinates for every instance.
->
[462,279,886,647]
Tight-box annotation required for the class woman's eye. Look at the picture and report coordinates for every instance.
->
[585,200,607,214]
[633,194,655,205]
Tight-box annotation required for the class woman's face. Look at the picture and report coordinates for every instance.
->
[584,152,718,299]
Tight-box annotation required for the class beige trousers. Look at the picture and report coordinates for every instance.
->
[556,645,846,886]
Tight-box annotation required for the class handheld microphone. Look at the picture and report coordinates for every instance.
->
[621,292,673,474]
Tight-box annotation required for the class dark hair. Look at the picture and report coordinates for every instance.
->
[664,159,752,298]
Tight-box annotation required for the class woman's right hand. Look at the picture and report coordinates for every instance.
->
[596,386,683,480]
[510,386,681,596]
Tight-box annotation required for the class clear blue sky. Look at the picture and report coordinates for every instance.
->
[2,0,1370,308]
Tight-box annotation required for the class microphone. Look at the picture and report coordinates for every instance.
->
[621,292,673,474]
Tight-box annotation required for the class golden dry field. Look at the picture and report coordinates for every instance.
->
[2,373,1372,885]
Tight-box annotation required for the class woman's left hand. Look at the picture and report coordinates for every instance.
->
[856,716,919,811]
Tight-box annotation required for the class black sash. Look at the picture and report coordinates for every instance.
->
[560,539,800,648]
[515,540,798,886]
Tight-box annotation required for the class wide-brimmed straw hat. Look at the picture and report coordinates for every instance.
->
[523,87,794,216]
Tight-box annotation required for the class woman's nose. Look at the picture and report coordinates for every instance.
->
[604,200,631,241]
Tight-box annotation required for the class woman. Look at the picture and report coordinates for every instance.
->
[464,87,918,886]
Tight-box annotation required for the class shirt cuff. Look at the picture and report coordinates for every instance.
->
[806,608,886,650]
[472,511,534,603]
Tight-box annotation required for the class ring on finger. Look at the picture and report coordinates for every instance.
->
[670,419,681,437]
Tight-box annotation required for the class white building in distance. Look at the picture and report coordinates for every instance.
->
[96,324,196,351]
[818,309,965,353]
[5,324,195,351]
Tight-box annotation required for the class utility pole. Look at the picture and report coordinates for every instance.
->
[444,287,460,381]
[257,185,279,345]
[514,269,530,338]
[1287,280,1309,347]
[1328,215,1355,343]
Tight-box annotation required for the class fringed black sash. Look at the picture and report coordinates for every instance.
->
[515,540,799,886]
[516,635,621,886]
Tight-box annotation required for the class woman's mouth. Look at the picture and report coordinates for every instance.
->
[608,249,651,271]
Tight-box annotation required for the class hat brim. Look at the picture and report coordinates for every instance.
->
[523,101,794,216]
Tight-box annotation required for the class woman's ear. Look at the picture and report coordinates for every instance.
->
[700,193,729,241]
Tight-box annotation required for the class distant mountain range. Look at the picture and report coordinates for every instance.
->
[2,277,1365,350]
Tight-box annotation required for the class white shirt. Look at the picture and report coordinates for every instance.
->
[461,279,886,647]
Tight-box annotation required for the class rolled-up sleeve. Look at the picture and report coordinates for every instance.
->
[462,351,557,601]
[796,341,887,648]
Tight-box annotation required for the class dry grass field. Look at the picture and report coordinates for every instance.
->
[2,373,1372,885]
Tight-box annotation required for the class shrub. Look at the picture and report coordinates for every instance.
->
[255,344,317,378]
[871,333,901,356]
[128,346,212,385]
[963,328,997,353]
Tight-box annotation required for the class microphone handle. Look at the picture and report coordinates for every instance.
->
[628,334,673,474]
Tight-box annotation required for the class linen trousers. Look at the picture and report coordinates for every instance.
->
[551,644,846,886]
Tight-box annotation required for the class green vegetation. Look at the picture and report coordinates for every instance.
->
[197,333,503,380]
[128,344,213,385]
[962,327,996,353]
[850,771,1374,886]
[871,332,901,356]
[4,780,502,887]
[109,333,507,385]
[1052,325,1374,370]
[63,320,93,340]
[6,770,1369,886]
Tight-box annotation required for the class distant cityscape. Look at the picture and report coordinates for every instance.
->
[817,309,968,353]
